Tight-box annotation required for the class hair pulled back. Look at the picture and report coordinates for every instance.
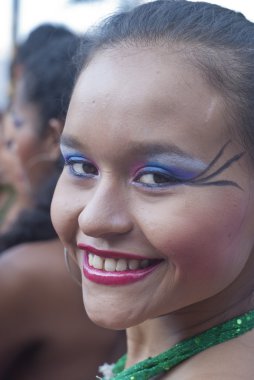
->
[78,0,254,159]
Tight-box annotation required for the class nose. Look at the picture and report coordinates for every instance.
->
[78,180,133,238]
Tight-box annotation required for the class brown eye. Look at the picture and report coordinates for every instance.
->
[65,157,99,178]
[135,171,180,187]
[69,160,98,177]
[137,173,173,185]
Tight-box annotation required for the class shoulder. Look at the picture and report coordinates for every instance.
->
[0,239,67,312]
[0,241,63,355]
[0,239,64,278]
[0,239,79,335]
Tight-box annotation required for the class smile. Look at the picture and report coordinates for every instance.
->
[78,244,162,286]
[88,253,150,272]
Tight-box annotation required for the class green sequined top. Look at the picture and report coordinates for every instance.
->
[99,309,254,380]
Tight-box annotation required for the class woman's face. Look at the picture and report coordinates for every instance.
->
[9,79,56,192]
[1,112,28,192]
[52,46,254,329]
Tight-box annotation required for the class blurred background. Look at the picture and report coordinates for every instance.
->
[1,0,254,112]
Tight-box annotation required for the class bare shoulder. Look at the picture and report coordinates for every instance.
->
[0,239,65,280]
[164,330,254,380]
[0,240,63,357]
[0,239,67,319]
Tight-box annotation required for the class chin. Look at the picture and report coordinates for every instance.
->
[84,306,135,330]
[82,295,142,330]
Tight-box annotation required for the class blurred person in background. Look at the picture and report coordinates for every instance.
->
[0,110,30,233]
[0,112,17,229]
[0,24,124,380]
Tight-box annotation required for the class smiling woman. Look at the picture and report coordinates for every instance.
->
[51,1,254,379]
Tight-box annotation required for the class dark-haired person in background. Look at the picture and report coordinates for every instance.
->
[0,113,17,229]
[0,24,124,380]
[0,110,30,233]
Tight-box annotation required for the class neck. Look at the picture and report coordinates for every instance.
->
[111,309,254,380]
[126,255,254,368]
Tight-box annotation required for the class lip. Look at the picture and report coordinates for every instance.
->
[78,244,150,260]
[78,244,162,286]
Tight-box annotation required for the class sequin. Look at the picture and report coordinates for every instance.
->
[106,310,254,380]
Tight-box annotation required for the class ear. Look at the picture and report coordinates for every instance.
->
[43,118,64,160]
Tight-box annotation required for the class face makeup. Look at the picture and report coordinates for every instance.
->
[51,46,254,329]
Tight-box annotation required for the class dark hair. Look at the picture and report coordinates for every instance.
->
[0,172,59,252]
[20,25,81,136]
[16,24,76,65]
[77,0,254,160]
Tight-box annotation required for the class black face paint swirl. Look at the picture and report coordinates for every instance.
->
[185,141,244,190]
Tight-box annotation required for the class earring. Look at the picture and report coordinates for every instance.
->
[64,247,82,287]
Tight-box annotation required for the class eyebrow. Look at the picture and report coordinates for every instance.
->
[60,133,197,160]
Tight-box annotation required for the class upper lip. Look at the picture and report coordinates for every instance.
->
[77,243,157,261]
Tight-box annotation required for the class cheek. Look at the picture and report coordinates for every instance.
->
[51,176,81,245]
[138,190,251,278]
[16,138,33,165]
[16,128,40,164]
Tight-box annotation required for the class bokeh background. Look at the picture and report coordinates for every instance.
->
[1,0,254,111]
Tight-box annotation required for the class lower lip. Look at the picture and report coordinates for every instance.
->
[82,253,161,285]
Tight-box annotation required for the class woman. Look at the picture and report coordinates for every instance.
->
[51,1,254,379]
[0,110,31,233]
[0,25,123,380]
[0,116,17,229]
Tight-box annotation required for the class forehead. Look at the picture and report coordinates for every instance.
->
[66,45,230,159]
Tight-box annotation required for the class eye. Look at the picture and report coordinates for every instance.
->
[65,157,98,178]
[134,168,181,188]
[5,139,15,151]
[11,114,24,129]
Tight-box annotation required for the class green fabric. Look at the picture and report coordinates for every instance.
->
[109,309,254,380]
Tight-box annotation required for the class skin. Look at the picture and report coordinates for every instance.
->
[10,78,60,194]
[0,239,123,380]
[0,112,30,233]
[51,45,254,378]
[1,111,28,191]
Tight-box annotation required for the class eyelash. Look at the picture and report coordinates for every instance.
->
[63,155,185,190]
[133,167,183,189]
[61,141,244,192]
[64,156,98,178]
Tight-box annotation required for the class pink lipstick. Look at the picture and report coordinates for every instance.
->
[78,244,162,286]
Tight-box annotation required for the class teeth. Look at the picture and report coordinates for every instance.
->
[104,258,117,272]
[116,259,128,271]
[93,255,104,270]
[128,259,139,270]
[88,253,152,272]
[88,253,93,266]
